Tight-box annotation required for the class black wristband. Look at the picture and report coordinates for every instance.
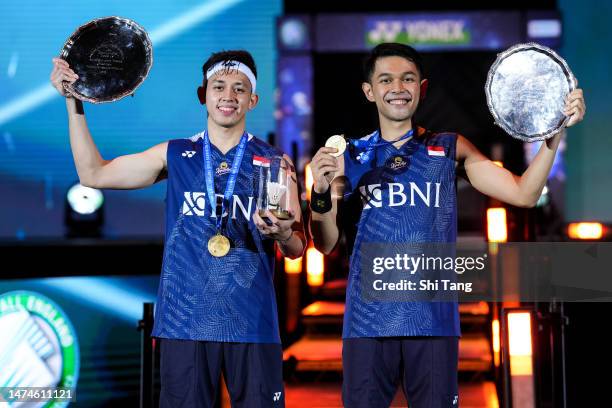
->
[310,186,332,214]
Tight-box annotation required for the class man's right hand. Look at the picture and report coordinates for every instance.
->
[310,146,339,193]
[50,58,78,97]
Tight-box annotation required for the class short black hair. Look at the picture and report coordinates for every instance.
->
[201,49,257,90]
[363,43,425,83]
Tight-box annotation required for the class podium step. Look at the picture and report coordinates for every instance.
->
[284,335,343,372]
[284,333,491,373]
[458,333,493,372]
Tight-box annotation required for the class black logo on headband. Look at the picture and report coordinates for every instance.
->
[206,60,239,74]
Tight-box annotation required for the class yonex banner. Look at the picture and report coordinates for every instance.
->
[308,12,554,52]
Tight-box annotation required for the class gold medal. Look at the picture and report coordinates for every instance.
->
[325,134,346,157]
[208,233,231,257]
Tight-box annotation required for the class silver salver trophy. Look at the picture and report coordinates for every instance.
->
[485,43,576,142]
[256,155,293,220]
[59,16,153,103]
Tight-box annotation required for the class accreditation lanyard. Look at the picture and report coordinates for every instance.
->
[352,128,414,164]
[203,131,248,233]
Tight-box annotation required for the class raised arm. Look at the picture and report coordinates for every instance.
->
[458,88,585,207]
[309,147,346,255]
[51,58,167,190]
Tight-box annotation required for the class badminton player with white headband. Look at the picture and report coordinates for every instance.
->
[51,49,305,407]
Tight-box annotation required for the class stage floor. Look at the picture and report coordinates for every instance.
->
[283,381,499,408]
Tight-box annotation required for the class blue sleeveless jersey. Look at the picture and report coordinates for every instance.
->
[152,132,283,343]
[342,128,461,338]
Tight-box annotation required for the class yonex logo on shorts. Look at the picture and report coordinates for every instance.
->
[273,391,282,401]
[182,150,196,158]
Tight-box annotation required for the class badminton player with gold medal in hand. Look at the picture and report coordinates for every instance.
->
[51,49,306,406]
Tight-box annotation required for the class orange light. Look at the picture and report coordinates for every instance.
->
[487,208,507,243]
[284,256,302,274]
[305,163,314,201]
[302,302,322,315]
[484,382,500,408]
[306,244,324,286]
[492,319,501,367]
[492,161,504,168]
[507,311,533,376]
[568,222,604,240]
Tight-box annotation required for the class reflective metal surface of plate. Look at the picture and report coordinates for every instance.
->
[60,16,153,103]
[485,43,576,142]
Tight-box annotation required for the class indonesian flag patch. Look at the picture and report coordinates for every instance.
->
[427,146,445,157]
[253,155,271,167]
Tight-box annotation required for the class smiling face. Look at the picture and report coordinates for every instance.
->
[362,56,426,124]
[203,69,258,129]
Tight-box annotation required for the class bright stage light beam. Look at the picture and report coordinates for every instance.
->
[0,0,245,127]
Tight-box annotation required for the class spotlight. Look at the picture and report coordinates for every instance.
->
[487,207,508,243]
[306,242,324,287]
[65,182,104,238]
[567,222,605,240]
[503,308,535,408]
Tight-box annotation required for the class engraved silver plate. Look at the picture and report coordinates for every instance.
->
[485,43,576,142]
[60,16,153,104]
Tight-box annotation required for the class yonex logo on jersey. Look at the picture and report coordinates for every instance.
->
[359,181,441,209]
[273,392,282,401]
[453,395,458,405]
[182,192,255,219]
[182,150,196,158]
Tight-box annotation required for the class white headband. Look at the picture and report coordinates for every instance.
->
[206,60,257,93]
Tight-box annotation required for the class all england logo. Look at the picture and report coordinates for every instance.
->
[215,161,231,176]
[0,291,80,407]
[385,155,410,173]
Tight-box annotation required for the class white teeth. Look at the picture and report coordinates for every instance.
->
[389,100,408,105]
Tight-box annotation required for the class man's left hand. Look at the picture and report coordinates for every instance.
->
[253,209,295,242]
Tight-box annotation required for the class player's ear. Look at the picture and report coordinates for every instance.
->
[362,81,375,102]
[197,85,206,105]
[248,93,259,110]
[420,78,429,100]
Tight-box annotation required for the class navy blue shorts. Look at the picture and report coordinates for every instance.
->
[342,337,459,408]
[159,339,285,408]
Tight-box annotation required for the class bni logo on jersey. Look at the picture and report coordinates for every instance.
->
[182,192,255,219]
[0,291,80,407]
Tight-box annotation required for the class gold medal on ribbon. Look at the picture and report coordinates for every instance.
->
[208,233,231,257]
[325,134,347,157]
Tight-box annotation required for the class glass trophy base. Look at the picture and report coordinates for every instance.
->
[259,209,292,220]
